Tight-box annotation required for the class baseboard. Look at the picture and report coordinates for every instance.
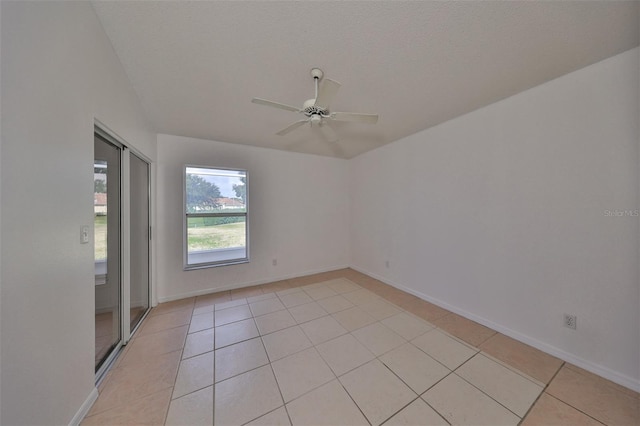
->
[69,387,98,426]
[157,264,350,303]
[350,264,640,393]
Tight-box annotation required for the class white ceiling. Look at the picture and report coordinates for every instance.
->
[92,1,639,159]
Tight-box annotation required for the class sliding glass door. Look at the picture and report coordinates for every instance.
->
[129,152,150,332]
[94,126,152,376]
[94,134,122,372]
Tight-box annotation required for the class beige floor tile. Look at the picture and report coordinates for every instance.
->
[456,354,543,417]
[352,322,406,356]
[340,360,416,425]
[189,312,214,334]
[380,343,450,394]
[173,351,214,399]
[262,325,313,362]
[479,333,563,384]
[246,407,291,426]
[215,318,259,348]
[215,365,283,425]
[89,350,181,415]
[401,299,450,322]
[279,291,313,308]
[81,387,172,426]
[286,380,369,425]
[300,281,329,291]
[423,374,520,425]
[165,385,213,426]
[411,329,477,370]
[150,298,194,317]
[316,333,375,376]
[564,363,640,398]
[255,309,297,335]
[378,289,418,308]
[332,306,377,331]
[317,294,355,314]
[214,305,252,326]
[231,286,264,300]
[287,276,318,288]
[214,298,247,311]
[382,313,434,340]
[324,278,361,294]
[259,280,293,294]
[342,289,381,306]
[118,325,188,367]
[288,301,328,324]
[433,313,496,347]
[97,369,113,393]
[302,272,339,285]
[276,287,303,297]
[383,398,448,426]
[87,271,637,426]
[364,280,397,295]
[247,292,277,304]
[353,276,381,290]
[271,347,335,402]
[138,308,192,336]
[195,292,231,309]
[304,285,338,301]
[358,299,402,320]
[193,304,215,316]
[341,268,368,281]
[250,298,287,317]
[299,315,348,345]
[215,337,269,382]
[546,366,640,425]
[521,393,604,426]
[183,328,214,359]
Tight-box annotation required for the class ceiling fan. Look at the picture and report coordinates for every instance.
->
[252,68,378,143]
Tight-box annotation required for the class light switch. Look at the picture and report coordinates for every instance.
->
[81,225,90,244]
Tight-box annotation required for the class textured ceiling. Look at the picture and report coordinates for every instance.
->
[92,1,639,159]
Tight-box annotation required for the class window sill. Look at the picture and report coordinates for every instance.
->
[184,247,248,270]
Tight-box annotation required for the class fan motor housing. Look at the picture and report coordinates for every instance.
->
[302,98,329,117]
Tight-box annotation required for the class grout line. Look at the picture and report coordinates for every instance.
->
[256,313,292,426]
[532,392,606,426]
[212,325,216,425]
[336,378,373,426]
[453,369,524,420]
[518,361,567,424]
[104,271,619,425]
[374,352,450,425]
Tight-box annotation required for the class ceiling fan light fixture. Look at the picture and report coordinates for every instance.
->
[310,114,322,125]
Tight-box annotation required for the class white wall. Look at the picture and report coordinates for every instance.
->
[0,2,156,425]
[156,135,350,301]
[351,48,639,390]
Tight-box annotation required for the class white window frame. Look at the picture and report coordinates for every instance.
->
[183,165,249,270]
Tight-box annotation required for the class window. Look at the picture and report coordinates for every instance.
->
[184,166,248,269]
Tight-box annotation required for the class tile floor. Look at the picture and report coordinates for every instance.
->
[83,269,640,425]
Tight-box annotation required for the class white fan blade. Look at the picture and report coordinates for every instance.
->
[314,78,341,109]
[276,119,308,136]
[318,123,344,157]
[319,121,338,142]
[331,112,378,124]
[252,98,300,112]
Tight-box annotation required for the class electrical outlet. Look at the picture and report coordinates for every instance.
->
[272,259,277,266]
[564,314,577,330]
[385,260,390,268]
